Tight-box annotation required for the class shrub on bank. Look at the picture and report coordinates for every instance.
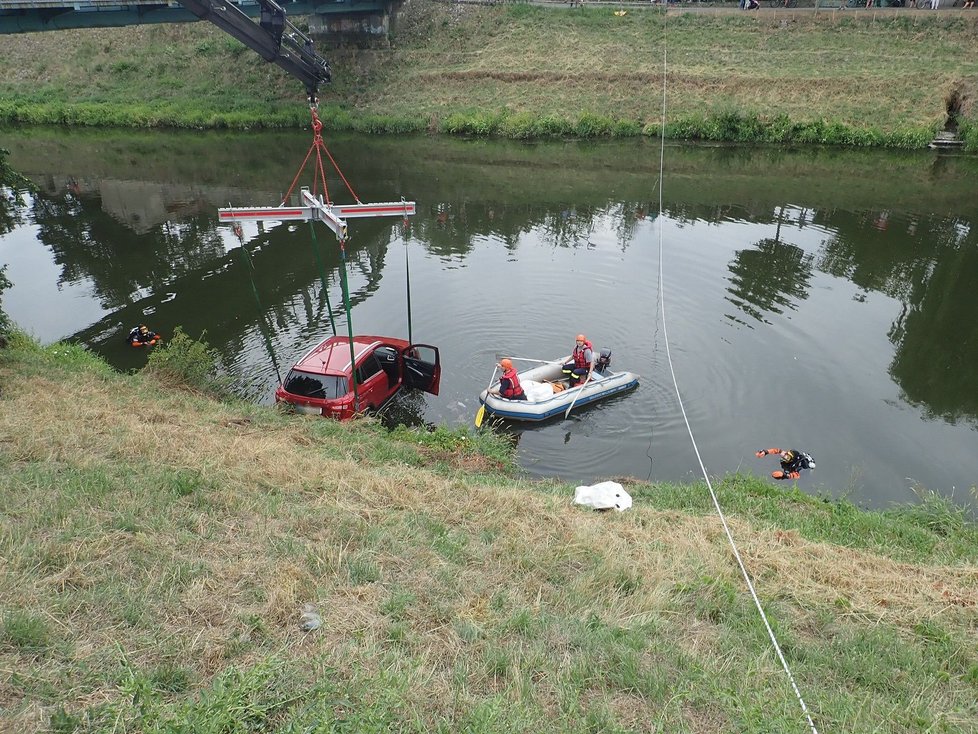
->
[960,118,978,152]
[650,111,938,149]
[536,114,574,138]
[0,99,955,150]
[574,111,615,138]
[611,118,643,138]
[439,110,505,136]
[498,111,545,139]
[0,266,11,348]
[0,92,953,149]
[144,326,230,398]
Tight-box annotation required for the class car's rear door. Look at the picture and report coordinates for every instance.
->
[355,352,389,409]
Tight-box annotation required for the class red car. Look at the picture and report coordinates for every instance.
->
[274,335,441,420]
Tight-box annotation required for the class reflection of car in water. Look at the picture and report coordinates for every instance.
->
[275,335,440,420]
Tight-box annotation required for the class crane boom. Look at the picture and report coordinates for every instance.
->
[178,0,331,103]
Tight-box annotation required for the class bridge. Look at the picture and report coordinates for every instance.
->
[0,0,389,34]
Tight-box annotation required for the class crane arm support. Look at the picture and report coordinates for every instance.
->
[178,0,331,101]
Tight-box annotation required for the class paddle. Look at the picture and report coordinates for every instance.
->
[494,355,564,366]
[564,374,592,419]
[474,365,499,428]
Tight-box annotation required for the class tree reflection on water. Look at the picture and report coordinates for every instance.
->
[3,130,977,427]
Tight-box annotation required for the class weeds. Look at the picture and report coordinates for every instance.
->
[1,610,51,654]
[888,488,970,537]
[0,265,11,347]
[628,473,978,564]
[143,326,230,398]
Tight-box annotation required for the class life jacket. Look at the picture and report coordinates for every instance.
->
[572,340,594,370]
[500,367,524,398]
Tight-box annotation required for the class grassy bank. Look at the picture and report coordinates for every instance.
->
[2,331,978,733]
[0,2,977,148]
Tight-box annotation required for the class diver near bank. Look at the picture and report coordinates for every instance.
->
[127,324,161,348]
[755,447,815,480]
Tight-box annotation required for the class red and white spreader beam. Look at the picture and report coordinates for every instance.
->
[218,187,416,241]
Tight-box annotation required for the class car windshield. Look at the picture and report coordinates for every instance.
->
[282,370,348,400]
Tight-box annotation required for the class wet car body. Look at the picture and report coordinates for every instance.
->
[275,335,441,420]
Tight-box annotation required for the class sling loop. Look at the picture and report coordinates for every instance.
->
[281,108,362,207]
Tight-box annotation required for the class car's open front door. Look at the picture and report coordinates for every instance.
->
[402,344,441,396]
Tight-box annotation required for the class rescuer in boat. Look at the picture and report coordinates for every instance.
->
[562,334,595,387]
[755,448,816,480]
[489,358,527,401]
[127,324,161,348]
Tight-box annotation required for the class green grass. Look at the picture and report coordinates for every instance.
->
[1,611,52,654]
[0,5,975,147]
[626,473,978,563]
[1,334,978,732]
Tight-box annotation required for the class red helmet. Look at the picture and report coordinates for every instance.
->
[576,334,586,342]
[499,358,513,370]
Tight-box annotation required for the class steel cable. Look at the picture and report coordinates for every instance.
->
[652,38,819,734]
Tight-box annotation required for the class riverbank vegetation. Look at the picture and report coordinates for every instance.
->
[2,331,978,732]
[0,2,976,149]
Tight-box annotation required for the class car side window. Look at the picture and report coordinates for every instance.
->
[356,354,383,384]
[374,346,400,384]
[375,346,397,363]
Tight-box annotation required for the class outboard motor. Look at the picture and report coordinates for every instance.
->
[595,348,612,374]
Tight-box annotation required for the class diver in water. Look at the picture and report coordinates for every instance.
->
[755,447,815,480]
[127,324,161,348]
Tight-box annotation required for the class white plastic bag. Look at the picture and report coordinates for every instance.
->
[520,380,554,403]
[573,481,632,512]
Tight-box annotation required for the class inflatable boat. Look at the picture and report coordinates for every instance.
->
[478,353,639,422]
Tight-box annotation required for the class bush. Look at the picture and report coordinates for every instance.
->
[439,111,504,136]
[0,266,11,348]
[796,119,828,145]
[763,113,796,143]
[611,119,643,138]
[575,111,614,138]
[536,114,573,138]
[958,118,978,152]
[498,112,542,139]
[143,326,230,397]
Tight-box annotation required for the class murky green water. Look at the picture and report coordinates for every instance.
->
[2,127,976,509]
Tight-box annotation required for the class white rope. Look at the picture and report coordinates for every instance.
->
[654,43,819,734]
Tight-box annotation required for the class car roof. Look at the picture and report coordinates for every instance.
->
[292,335,409,375]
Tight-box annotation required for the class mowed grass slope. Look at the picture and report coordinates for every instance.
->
[0,2,976,145]
[372,4,975,134]
[2,336,978,732]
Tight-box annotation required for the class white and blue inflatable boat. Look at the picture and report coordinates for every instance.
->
[478,353,638,422]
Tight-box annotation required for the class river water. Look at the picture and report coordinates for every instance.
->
[1,127,976,510]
